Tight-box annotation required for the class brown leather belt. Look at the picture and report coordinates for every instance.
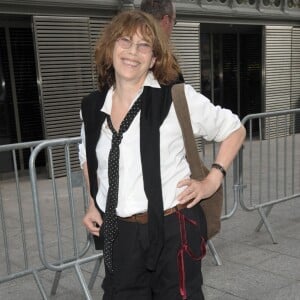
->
[118,203,187,224]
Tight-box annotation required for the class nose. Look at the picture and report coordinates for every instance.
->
[128,43,139,54]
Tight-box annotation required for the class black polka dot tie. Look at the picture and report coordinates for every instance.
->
[103,97,142,273]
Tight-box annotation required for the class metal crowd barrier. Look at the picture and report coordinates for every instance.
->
[239,108,300,243]
[0,133,244,297]
[0,138,102,299]
[2,109,299,297]
[29,137,102,300]
[0,140,48,298]
[28,136,238,271]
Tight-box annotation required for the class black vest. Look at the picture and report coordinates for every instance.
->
[81,85,173,270]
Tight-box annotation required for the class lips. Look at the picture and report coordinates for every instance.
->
[122,58,140,67]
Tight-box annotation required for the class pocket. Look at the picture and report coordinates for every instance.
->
[93,234,104,250]
[93,224,104,250]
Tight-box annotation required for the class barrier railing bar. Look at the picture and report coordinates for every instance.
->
[65,143,80,258]
[49,146,64,265]
[223,176,228,214]
[240,108,300,243]
[0,265,46,283]
[242,108,300,121]
[0,140,43,151]
[255,205,273,233]
[220,145,241,221]
[88,257,102,290]
[32,270,48,300]
[292,116,295,194]
[258,117,262,204]
[50,270,62,296]
[206,240,222,266]
[257,206,277,244]
[74,263,93,300]
[249,119,253,206]
[267,119,271,202]
[29,143,47,269]
[13,147,30,269]
[284,114,288,196]
[275,118,279,199]
[0,187,10,274]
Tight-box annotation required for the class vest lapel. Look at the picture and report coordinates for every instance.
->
[140,85,172,270]
[81,89,107,204]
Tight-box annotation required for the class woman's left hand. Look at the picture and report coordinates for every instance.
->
[176,173,222,208]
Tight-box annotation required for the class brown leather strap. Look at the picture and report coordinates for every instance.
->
[119,204,187,224]
[171,83,206,181]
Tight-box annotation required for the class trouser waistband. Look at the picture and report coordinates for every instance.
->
[118,203,187,224]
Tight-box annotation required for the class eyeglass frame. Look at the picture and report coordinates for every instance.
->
[167,15,177,26]
[115,37,153,54]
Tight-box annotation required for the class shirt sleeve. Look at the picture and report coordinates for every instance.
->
[184,84,242,142]
[78,110,87,169]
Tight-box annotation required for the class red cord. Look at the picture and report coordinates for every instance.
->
[176,211,206,300]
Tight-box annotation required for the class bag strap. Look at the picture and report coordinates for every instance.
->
[171,83,206,181]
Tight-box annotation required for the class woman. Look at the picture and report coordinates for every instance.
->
[79,10,246,300]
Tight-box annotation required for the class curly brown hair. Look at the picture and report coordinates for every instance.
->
[94,10,180,90]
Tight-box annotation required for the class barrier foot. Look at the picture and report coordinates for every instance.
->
[88,256,102,290]
[75,263,93,300]
[207,240,222,266]
[257,207,277,244]
[50,270,62,295]
[32,270,48,300]
[255,205,273,232]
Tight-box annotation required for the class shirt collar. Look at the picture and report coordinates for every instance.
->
[101,72,160,115]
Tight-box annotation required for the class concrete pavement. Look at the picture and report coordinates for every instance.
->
[1,132,300,300]
[0,175,299,300]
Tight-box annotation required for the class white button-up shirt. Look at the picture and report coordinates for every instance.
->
[79,72,241,217]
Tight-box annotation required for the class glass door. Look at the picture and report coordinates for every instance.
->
[0,17,44,172]
[200,24,262,122]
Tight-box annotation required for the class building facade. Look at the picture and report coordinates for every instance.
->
[0,0,299,172]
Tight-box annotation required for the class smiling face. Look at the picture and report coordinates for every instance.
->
[112,30,156,86]
[95,10,179,90]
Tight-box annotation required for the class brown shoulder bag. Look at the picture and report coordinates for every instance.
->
[171,83,223,240]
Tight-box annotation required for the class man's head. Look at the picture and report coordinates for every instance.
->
[140,0,176,38]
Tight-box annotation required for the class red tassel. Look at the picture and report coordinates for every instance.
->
[176,211,206,300]
[177,249,186,299]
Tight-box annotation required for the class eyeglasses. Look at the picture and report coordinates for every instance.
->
[116,37,153,54]
[168,15,177,26]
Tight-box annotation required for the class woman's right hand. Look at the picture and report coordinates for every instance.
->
[82,200,103,236]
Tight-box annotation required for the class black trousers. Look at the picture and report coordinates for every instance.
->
[101,205,207,300]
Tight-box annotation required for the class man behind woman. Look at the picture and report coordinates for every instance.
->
[140,0,177,38]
